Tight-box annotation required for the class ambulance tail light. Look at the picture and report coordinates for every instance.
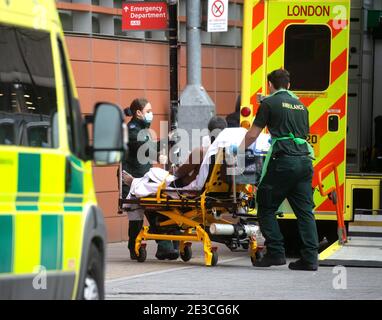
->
[240,121,251,129]
[241,107,251,117]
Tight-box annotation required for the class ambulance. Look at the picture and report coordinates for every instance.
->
[0,0,126,298]
[241,0,382,266]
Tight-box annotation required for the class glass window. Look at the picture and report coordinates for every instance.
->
[284,24,331,91]
[57,38,88,160]
[92,14,100,34]
[58,10,73,32]
[0,24,58,148]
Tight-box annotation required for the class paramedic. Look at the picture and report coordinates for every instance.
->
[122,98,178,261]
[244,69,319,271]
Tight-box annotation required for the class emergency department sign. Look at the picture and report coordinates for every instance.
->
[122,1,168,31]
[207,0,228,32]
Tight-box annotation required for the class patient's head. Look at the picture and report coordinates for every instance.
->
[208,116,227,143]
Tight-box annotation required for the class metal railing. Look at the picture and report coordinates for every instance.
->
[317,162,347,244]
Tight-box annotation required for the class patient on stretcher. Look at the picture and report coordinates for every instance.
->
[123,119,248,201]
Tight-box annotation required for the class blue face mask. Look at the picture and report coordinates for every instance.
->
[144,112,153,124]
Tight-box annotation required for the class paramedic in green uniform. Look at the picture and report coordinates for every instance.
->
[122,98,178,261]
[244,69,319,271]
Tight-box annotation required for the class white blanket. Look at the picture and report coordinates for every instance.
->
[126,127,248,199]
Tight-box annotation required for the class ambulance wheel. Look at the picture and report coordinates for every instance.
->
[180,245,192,262]
[82,243,104,300]
[137,246,147,263]
[211,251,218,266]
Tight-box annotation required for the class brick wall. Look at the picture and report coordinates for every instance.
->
[64,35,242,242]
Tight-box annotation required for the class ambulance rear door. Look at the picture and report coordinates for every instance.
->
[243,0,351,220]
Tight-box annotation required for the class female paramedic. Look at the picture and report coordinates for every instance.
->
[122,98,179,261]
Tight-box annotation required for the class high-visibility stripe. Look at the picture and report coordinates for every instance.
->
[328,19,349,39]
[41,215,63,270]
[64,206,83,212]
[331,49,348,84]
[40,153,66,213]
[62,214,82,273]
[63,214,85,299]
[267,19,306,57]
[316,184,345,211]
[0,215,13,273]
[18,153,40,193]
[66,156,83,195]
[13,213,41,274]
[310,94,346,136]
[300,97,317,108]
[251,43,264,74]
[312,140,345,188]
[308,73,347,125]
[252,1,264,30]
[15,205,39,211]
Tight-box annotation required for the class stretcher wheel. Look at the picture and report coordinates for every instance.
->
[180,245,192,262]
[137,247,147,263]
[250,251,263,266]
[211,251,218,266]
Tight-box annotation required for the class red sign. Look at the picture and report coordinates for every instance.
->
[122,1,168,31]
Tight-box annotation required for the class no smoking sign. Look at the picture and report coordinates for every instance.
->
[207,0,228,32]
[212,0,224,17]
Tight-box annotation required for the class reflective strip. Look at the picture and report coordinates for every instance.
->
[40,153,66,213]
[331,49,348,84]
[62,214,82,272]
[63,213,84,300]
[41,215,63,271]
[14,213,41,274]
[18,153,40,194]
[0,215,14,273]
[67,156,83,195]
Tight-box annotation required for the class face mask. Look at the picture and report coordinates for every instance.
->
[144,112,153,124]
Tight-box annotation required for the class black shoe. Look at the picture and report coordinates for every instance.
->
[288,259,318,271]
[252,254,286,267]
[129,249,138,260]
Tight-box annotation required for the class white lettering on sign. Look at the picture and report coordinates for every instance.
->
[287,5,331,17]
[130,13,166,19]
[122,2,168,31]
[130,6,163,13]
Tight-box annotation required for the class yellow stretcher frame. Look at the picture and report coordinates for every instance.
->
[120,149,261,266]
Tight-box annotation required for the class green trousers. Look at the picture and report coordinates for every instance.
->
[257,155,319,265]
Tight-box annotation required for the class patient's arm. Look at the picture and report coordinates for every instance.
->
[174,147,203,179]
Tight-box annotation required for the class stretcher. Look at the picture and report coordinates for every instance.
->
[118,137,265,267]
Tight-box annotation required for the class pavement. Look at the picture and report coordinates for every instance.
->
[105,241,382,300]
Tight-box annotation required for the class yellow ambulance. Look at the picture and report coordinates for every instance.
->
[0,0,126,299]
[240,0,351,241]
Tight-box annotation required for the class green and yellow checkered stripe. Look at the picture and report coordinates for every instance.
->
[0,151,93,275]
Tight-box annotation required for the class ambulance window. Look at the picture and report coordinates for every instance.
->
[0,24,57,148]
[57,38,88,160]
[284,25,331,91]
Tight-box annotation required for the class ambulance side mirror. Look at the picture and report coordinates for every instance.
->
[92,103,127,165]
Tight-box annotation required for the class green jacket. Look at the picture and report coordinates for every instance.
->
[123,117,158,178]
